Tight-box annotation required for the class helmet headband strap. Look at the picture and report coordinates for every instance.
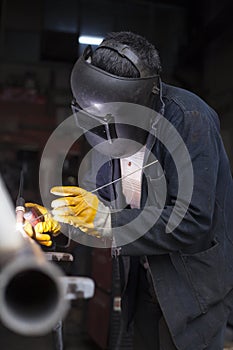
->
[95,40,152,78]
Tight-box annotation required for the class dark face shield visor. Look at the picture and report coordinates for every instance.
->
[71,100,155,158]
[70,45,160,157]
[71,100,117,143]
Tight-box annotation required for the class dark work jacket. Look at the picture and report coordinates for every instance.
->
[80,83,233,350]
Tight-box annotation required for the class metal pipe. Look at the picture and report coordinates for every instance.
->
[0,177,69,336]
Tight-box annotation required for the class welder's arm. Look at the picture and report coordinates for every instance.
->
[50,186,111,238]
[111,110,221,255]
[24,203,61,247]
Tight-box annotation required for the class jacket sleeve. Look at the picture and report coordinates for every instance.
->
[112,109,221,255]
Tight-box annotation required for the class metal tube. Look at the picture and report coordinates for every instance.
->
[0,177,69,336]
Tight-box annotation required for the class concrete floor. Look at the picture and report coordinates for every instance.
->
[0,322,100,350]
[0,299,100,350]
[0,324,100,350]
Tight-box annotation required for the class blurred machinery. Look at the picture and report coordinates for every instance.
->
[0,176,95,349]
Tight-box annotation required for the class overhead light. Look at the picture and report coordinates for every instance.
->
[78,35,104,46]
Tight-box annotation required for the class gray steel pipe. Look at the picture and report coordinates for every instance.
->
[0,177,68,336]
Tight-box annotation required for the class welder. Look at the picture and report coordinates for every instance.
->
[24,31,233,350]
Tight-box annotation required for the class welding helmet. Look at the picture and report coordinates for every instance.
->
[70,40,160,157]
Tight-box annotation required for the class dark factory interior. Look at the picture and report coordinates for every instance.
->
[1,0,233,349]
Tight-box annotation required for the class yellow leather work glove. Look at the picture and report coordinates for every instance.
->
[50,186,111,238]
[24,203,61,247]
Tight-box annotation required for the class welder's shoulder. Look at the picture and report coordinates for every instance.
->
[162,82,220,129]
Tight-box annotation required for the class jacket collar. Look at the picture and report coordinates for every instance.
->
[144,79,165,165]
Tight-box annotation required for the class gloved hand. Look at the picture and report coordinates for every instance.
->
[50,186,111,238]
[24,203,61,247]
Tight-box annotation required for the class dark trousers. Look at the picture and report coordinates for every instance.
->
[132,265,226,350]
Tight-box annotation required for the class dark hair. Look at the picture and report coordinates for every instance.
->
[91,31,162,78]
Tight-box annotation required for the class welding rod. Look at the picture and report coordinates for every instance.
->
[22,159,159,224]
